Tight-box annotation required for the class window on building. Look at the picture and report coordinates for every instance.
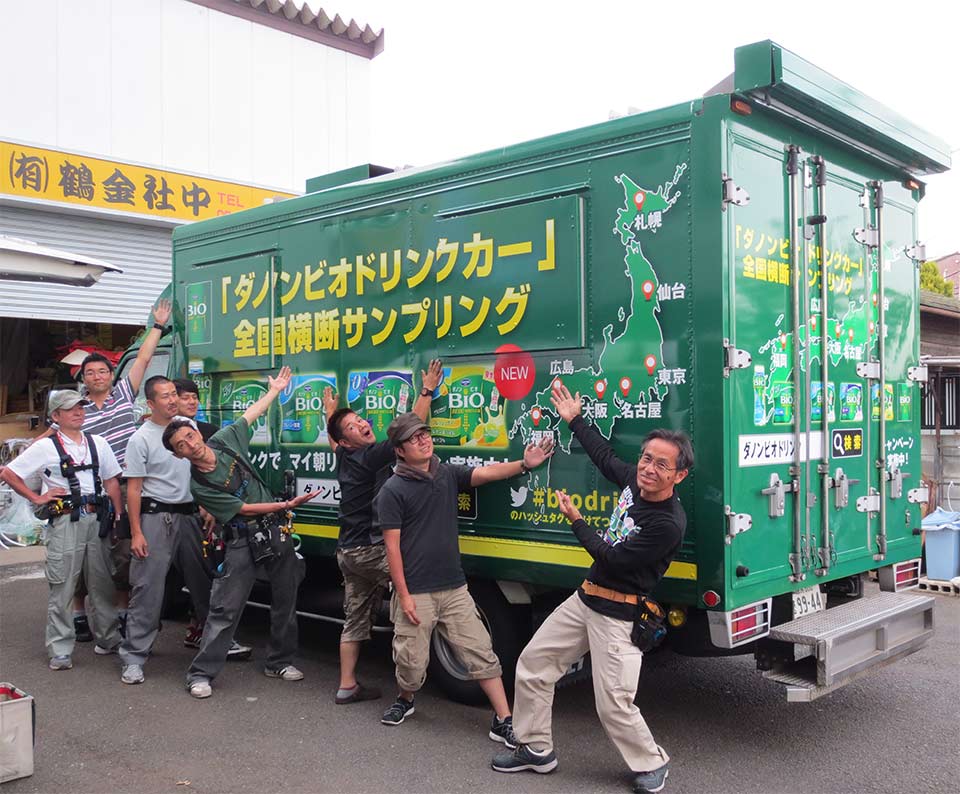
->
[922,374,959,430]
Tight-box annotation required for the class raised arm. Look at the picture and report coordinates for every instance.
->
[127,299,172,394]
[241,366,291,426]
[322,386,339,453]
[412,359,443,422]
[550,380,632,487]
[469,437,554,487]
[236,489,320,516]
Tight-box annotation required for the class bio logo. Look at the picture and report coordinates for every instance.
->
[449,392,486,409]
[366,394,399,411]
[296,395,325,412]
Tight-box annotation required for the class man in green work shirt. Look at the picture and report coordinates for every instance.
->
[163,366,320,699]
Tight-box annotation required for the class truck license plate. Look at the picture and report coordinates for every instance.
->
[792,586,825,619]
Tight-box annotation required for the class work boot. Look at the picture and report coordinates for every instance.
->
[74,615,93,642]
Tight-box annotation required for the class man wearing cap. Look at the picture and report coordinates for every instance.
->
[37,299,173,643]
[321,359,442,706]
[163,366,321,699]
[1,391,123,670]
[118,375,251,686]
[375,411,554,747]
[491,381,692,794]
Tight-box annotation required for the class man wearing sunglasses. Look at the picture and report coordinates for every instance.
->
[376,411,554,749]
[492,380,692,794]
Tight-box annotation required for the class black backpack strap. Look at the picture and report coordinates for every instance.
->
[191,439,268,496]
[85,432,103,497]
[208,439,269,488]
[49,434,82,521]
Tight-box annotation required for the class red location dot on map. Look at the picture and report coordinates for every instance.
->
[641,280,655,301]
[494,344,536,400]
[619,377,632,397]
[594,379,607,399]
[644,354,657,376]
[872,293,878,306]
[868,320,875,335]
[779,332,787,350]
[811,315,818,332]
[848,328,855,342]
[531,407,542,427]
[634,191,646,211]
[835,322,842,339]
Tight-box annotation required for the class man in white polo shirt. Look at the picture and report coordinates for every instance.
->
[1,391,123,670]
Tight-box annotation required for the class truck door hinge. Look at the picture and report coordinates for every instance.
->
[721,174,750,210]
[857,489,881,514]
[853,226,879,248]
[856,361,880,380]
[722,338,752,377]
[907,483,930,504]
[760,472,797,518]
[724,506,753,544]
[907,365,928,384]
[905,241,926,262]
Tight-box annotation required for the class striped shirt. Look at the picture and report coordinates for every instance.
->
[80,377,138,469]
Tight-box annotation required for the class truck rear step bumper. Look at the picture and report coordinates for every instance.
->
[760,591,934,702]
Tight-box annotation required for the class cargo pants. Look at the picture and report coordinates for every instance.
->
[120,511,212,667]
[44,512,120,658]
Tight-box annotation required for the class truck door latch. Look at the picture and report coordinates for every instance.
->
[721,174,750,210]
[829,467,860,509]
[760,473,797,518]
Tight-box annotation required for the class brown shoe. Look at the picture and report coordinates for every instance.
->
[335,683,382,704]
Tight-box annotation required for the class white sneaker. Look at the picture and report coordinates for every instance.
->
[121,664,144,685]
[94,644,118,655]
[188,679,212,699]
[227,640,252,660]
[264,665,304,681]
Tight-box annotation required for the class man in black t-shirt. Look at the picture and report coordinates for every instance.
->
[322,360,442,705]
[376,412,553,747]
[174,379,219,442]
[492,381,692,794]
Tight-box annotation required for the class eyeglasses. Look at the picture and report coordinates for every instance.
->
[408,430,432,444]
[638,453,677,473]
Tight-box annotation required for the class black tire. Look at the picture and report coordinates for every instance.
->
[427,579,528,706]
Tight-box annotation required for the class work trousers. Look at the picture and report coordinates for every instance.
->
[44,513,119,658]
[187,531,303,684]
[120,511,211,667]
[513,592,668,773]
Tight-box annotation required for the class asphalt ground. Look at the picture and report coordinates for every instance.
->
[1,548,958,794]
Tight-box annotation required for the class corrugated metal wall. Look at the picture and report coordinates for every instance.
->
[0,205,173,325]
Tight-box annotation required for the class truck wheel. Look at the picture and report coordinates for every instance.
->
[427,580,528,706]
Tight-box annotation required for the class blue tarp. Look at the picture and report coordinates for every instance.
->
[921,507,960,531]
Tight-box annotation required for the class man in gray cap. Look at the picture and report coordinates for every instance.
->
[375,411,553,747]
[1,391,124,670]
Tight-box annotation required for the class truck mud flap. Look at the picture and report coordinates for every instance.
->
[758,591,934,702]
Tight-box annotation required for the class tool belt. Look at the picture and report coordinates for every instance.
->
[141,499,198,515]
[581,579,639,605]
[222,511,285,541]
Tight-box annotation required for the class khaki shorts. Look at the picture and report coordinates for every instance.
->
[337,544,390,643]
[390,584,501,693]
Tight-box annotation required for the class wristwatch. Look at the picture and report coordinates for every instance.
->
[153,322,166,331]
[520,462,530,475]
[420,387,433,397]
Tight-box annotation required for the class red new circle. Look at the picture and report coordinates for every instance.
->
[494,344,536,400]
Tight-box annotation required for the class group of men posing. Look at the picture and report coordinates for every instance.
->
[2,301,694,794]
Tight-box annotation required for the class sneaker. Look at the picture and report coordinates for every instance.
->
[94,644,118,655]
[49,654,73,671]
[121,664,145,685]
[264,664,304,681]
[227,640,252,660]
[74,615,93,643]
[380,697,415,725]
[183,625,202,649]
[335,683,382,705]
[188,679,212,699]
[632,762,669,793]
[491,744,558,774]
[489,715,518,749]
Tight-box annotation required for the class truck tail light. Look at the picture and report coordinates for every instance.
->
[706,598,772,649]
[878,558,921,592]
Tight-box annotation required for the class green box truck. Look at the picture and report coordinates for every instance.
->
[123,41,948,703]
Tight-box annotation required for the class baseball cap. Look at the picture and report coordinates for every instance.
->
[386,412,430,447]
[48,390,90,416]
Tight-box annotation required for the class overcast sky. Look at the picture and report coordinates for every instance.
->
[342,0,958,260]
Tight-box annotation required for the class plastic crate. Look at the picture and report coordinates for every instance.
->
[925,527,960,582]
[0,683,34,783]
